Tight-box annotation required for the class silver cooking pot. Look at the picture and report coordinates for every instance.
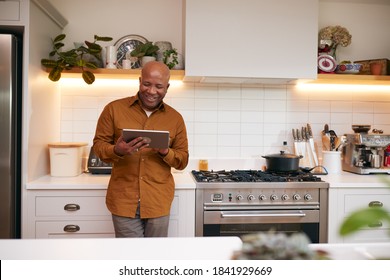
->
[262,151,303,172]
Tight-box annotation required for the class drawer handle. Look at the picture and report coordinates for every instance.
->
[64,203,80,211]
[368,221,383,228]
[63,225,80,232]
[368,201,383,208]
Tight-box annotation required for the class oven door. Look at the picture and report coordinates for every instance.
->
[203,209,321,243]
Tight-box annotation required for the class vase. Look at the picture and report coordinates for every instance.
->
[329,44,338,62]
[105,45,117,69]
[140,56,156,67]
[155,41,172,62]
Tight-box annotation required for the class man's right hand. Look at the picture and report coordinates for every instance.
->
[114,135,149,156]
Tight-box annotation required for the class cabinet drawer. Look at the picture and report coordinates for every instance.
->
[344,194,390,213]
[36,196,110,217]
[343,228,390,243]
[36,220,115,238]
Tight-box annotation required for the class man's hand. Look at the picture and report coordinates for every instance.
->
[114,136,149,156]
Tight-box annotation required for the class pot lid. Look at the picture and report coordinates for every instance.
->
[262,151,300,159]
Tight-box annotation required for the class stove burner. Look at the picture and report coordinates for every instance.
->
[192,169,322,183]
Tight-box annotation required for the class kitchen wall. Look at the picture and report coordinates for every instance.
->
[49,0,390,165]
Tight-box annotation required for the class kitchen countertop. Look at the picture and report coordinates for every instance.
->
[0,237,242,260]
[26,168,390,190]
[309,242,390,260]
[319,171,390,188]
[0,237,388,260]
[26,170,196,190]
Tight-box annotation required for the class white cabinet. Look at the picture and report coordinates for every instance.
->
[185,0,318,83]
[328,188,390,243]
[0,1,20,22]
[24,189,195,238]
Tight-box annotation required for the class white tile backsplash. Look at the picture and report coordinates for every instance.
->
[218,123,241,134]
[353,113,374,124]
[218,111,241,123]
[218,98,241,110]
[331,101,353,113]
[374,102,390,113]
[58,82,390,159]
[353,101,374,113]
[194,98,218,110]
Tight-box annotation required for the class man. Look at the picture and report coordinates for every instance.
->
[93,61,189,237]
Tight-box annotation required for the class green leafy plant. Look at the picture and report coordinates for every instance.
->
[130,41,159,58]
[41,34,113,84]
[163,48,179,69]
[339,176,390,237]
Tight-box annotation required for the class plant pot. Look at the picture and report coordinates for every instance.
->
[262,151,303,172]
[370,63,383,75]
[140,56,156,67]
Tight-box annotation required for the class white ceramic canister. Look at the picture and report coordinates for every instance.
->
[105,45,117,69]
[322,151,342,174]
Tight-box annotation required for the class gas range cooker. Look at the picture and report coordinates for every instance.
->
[191,169,323,183]
[193,169,329,242]
[191,169,329,204]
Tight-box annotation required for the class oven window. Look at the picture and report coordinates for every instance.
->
[203,223,319,243]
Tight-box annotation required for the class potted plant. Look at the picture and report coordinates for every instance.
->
[130,41,159,67]
[163,48,179,69]
[41,34,113,84]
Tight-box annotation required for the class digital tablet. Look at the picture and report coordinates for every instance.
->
[122,129,170,149]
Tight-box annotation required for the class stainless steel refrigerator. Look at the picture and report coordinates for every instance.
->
[0,30,23,239]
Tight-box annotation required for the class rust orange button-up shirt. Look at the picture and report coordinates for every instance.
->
[93,95,189,218]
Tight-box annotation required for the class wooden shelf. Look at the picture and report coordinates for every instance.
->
[47,68,390,85]
[308,74,390,85]
[48,68,185,80]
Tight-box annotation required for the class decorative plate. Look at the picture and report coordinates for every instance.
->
[114,34,148,69]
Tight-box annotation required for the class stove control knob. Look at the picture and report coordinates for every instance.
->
[270,194,278,201]
[236,194,244,201]
[293,194,301,201]
[281,194,289,201]
[304,194,312,201]
[259,194,267,201]
[247,194,255,201]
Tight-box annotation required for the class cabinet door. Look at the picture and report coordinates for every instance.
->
[0,1,20,21]
[168,189,195,237]
[185,0,318,81]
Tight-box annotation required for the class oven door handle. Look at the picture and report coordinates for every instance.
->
[221,210,306,218]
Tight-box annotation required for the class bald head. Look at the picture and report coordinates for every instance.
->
[141,61,170,82]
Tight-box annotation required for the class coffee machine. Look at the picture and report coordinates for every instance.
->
[342,132,390,174]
